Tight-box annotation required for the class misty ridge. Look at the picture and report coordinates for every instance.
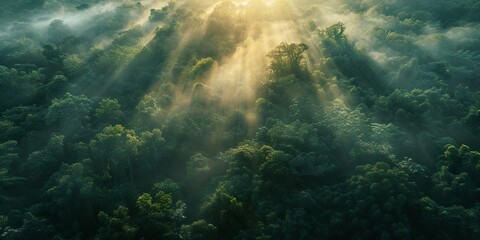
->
[0,0,480,239]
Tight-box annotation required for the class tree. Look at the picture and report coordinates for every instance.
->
[413,197,480,239]
[181,220,217,240]
[202,2,247,58]
[323,162,418,239]
[45,74,68,101]
[432,144,480,206]
[151,179,181,201]
[189,57,215,79]
[89,125,142,184]
[318,23,384,93]
[319,22,347,42]
[95,98,123,125]
[323,99,369,149]
[0,141,19,171]
[186,153,214,188]
[267,43,309,79]
[22,150,59,186]
[47,19,72,43]
[45,162,98,236]
[135,191,177,239]
[45,92,93,133]
[135,94,163,128]
[0,212,56,239]
[42,44,65,76]
[149,7,169,22]
[257,74,316,121]
[213,143,264,204]
[0,66,43,111]
[138,129,166,181]
[258,149,300,189]
[0,140,24,211]
[97,206,137,240]
[264,120,322,154]
[201,191,247,239]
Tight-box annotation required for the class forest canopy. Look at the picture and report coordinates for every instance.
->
[0,0,480,239]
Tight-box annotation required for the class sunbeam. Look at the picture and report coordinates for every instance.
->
[1,0,479,239]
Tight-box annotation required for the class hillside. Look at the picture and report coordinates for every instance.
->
[1,0,480,239]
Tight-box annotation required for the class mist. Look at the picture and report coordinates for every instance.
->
[1,0,480,239]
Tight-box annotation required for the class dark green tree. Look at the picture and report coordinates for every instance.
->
[95,98,123,125]
[135,191,178,239]
[181,220,217,240]
[97,206,137,240]
[45,93,93,134]
[201,191,247,239]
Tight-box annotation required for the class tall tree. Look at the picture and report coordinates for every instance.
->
[267,42,309,79]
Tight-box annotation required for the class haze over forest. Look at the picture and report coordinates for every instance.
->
[1,0,480,239]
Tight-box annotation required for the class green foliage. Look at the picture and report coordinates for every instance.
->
[1,1,480,239]
[201,1,247,58]
[135,94,163,127]
[318,23,384,93]
[135,191,177,239]
[45,162,98,235]
[189,57,215,79]
[267,42,309,79]
[374,88,463,129]
[415,197,480,239]
[432,144,480,206]
[0,213,56,239]
[258,149,299,187]
[350,140,395,165]
[201,191,247,239]
[152,179,181,200]
[223,143,264,171]
[91,45,142,75]
[322,162,418,239]
[97,206,137,240]
[263,120,322,154]
[22,150,59,185]
[63,54,83,76]
[319,22,347,43]
[0,140,24,209]
[89,124,142,184]
[257,74,316,121]
[46,74,68,101]
[0,66,43,111]
[324,99,369,144]
[95,98,123,125]
[0,141,19,170]
[45,93,93,131]
[181,220,217,240]
[149,1,176,22]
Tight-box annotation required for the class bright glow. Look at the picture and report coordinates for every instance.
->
[17,0,364,131]
[136,0,355,127]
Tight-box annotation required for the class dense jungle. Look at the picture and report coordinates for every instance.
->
[1,0,480,239]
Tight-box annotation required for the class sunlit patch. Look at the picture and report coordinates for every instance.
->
[125,0,311,135]
[121,0,383,140]
[203,20,303,103]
